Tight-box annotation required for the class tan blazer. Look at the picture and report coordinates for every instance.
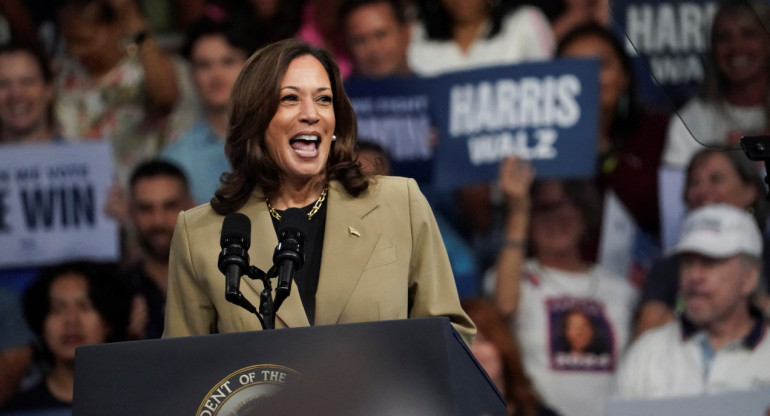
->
[163,176,475,344]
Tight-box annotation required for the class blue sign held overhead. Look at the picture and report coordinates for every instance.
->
[611,0,720,110]
[430,58,600,189]
[345,77,434,184]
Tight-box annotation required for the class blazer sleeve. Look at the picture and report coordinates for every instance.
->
[405,178,476,345]
[163,210,218,337]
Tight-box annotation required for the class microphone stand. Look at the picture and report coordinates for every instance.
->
[224,265,280,330]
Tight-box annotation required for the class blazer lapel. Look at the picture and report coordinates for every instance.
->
[239,193,310,328]
[314,181,379,325]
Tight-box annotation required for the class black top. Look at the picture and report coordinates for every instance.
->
[0,381,71,414]
[270,200,327,325]
[125,262,165,339]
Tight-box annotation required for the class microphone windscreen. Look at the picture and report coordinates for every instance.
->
[279,208,308,235]
[221,212,251,249]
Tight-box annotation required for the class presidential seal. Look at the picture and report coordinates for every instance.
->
[197,364,301,416]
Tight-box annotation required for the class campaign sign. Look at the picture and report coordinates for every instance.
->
[612,0,720,109]
[0,141,119,267]
[345,77,433,184]
[430,58,599,189]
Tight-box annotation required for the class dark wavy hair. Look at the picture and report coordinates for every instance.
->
[555,308,607,355]
[415,0,509,40]
[181,15,259,61]
[211,39,369,214]
[23,261,133,361]
[461,298,543,416]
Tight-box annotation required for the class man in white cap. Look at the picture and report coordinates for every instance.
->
[615,204,770,398]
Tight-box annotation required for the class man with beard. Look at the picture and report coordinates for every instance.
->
[126,160,194,339]
[615,204,770,399]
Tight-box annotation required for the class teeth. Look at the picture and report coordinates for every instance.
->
[294,135,318,142]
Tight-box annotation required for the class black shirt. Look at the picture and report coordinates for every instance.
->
[270,200,326,325]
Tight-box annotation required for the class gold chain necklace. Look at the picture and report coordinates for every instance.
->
[266,187,328,221]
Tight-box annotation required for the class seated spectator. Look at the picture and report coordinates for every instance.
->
[161,15,256,204]
[0,288,34,407]
[615,204,770,398]
[0,42,58,144]
[56,0,180,185]
[462,298,560,416]
[125,160,194,339]
[492,157,637,416]
[635,148,769,337]
[0,261,132,413]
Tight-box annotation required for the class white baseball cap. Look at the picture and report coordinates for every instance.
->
[670,204,763,259]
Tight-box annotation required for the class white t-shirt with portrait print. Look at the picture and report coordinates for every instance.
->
[513,259,637,416]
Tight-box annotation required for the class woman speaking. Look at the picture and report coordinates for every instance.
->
[162,39,474,344]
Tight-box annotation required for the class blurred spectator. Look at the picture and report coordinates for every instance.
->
[56,0,180,185]
[339,0,413,79]
[0,261,132,413]
[556,23,669,290]
[161,15,255,204]
[492,165,636,416]
[407,0,554,76]
[635,148,770,337]
[125,160,194,340]
[0,42,59,298]
[616,204,770,398]
[0,288,35,407]
[462,298,560,416]
[663,0,770,170]
[211,0,304,49]
[297,0,353,77]
[0,42,58,144]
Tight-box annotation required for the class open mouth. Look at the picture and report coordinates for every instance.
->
[290,134,319,156]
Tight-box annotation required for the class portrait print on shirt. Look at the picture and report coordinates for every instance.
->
[547,298,615,372]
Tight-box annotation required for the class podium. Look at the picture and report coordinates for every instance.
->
[73,317,506,415]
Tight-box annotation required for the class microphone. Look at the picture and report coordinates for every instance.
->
[218,213,251,305]
[272,208,306,311]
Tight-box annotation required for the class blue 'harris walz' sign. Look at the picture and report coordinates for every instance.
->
[430,58,600,189]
